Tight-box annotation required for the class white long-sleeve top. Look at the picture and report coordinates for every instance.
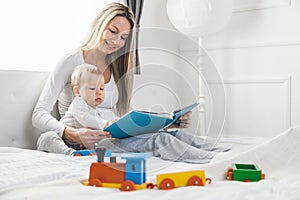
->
[32,50,119,137]
[60,96,108,130]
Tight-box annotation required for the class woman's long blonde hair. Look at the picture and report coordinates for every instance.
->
[80,3,136,116]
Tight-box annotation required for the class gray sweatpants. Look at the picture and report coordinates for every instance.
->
[37,131,75,155]
[37,130,230,163]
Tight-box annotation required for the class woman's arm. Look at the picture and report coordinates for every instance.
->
[32,57,73,136]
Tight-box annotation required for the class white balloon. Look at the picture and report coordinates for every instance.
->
[167,0,233,36]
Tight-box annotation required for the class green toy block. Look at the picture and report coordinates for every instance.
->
[232,163,262,182]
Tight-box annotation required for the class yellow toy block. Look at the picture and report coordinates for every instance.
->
[156,170,207,190]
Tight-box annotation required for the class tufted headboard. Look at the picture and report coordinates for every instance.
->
[0,70,56,149]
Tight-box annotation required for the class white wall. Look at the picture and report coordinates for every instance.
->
[199,0,300,137]
[0,0,117,71]
[135,0,300,137]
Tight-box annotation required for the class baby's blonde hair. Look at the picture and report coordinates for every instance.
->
[71,64,102,88]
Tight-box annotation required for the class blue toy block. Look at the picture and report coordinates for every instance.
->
[121,153,151,184]
[72,149,112,157]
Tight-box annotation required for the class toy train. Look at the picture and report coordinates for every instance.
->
[81,147,211,191]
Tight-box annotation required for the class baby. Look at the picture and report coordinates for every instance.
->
[60,64,116,149]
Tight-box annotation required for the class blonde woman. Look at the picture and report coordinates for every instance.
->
[33,2,229,162]
[33,2,135,154]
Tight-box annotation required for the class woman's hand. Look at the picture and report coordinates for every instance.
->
[63,127,112,149]
[165,111,192,130]
[176,111,192,128]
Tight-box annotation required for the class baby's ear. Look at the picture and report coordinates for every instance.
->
[73,86,80,96]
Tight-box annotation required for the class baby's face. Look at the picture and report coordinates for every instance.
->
[78,73,105,108]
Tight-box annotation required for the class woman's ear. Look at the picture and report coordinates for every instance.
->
[73,86,80,96]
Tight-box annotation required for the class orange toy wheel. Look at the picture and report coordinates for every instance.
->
[160,178,175,190]
[188,176,203,186]
[89,178,102,187]
[227,168,233,180]
[206,178,212,184]
[261,173,265,180]
[121,180,135,191]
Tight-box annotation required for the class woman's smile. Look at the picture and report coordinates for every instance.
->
[105,40,117,51]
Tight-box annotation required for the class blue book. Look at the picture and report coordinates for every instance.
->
[104,102,200,139]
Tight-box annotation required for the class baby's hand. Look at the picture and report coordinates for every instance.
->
[104,118,120,128]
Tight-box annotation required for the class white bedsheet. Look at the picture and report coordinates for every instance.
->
[1,126,300,200]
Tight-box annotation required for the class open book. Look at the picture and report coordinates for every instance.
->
[104,102,200,139]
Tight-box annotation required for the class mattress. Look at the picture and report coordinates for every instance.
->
[1,126,300,200]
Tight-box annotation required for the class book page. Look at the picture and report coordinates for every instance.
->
[136,110,172,119]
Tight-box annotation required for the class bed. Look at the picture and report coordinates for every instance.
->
[1,70,300,199]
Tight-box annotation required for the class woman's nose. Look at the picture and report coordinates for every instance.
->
[112,37,121,45]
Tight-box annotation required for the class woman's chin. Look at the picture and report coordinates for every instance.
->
[106,48,118,55]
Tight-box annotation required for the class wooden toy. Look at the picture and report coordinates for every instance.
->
[82,147,151,191]
[226,163,265,182]
[157,170,210,189]
[82,147,212,191]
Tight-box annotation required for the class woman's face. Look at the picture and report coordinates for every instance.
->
[100,16,131,54]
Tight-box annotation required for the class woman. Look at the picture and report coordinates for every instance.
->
[32,2,229,163]
[33,2,135,154]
